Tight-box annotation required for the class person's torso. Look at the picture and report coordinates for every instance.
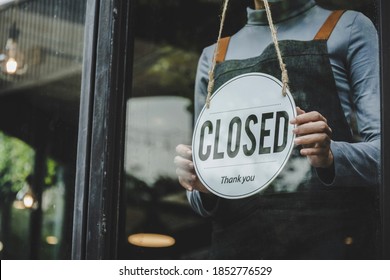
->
[202,4,359,124]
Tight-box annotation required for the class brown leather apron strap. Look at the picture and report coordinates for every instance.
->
[216,11,345,62]
[314,10,346,40]
[216,36,231,63]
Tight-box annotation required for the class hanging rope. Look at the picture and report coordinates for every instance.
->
[206,0,230,109]
[263,0,289,96]
[206,0,290,109]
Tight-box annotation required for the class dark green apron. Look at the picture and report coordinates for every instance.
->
[207,11,378,259]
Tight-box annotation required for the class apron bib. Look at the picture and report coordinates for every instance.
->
[207,11,378,259]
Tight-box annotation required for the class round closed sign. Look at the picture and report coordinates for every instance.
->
[192,73,296,199]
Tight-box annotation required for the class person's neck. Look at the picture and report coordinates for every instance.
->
[254,0,265,10]
[248,0,315,25]
[254,0,314,14]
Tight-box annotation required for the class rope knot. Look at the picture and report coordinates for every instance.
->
[281,66,289,96]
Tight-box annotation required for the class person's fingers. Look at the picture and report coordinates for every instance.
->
[173,155,194,171]
[300,148,334,168]
[299,146,329,156]
[289,110,334,168]
[291,111,327,125]
[178,176,194,191]
[178,173,210,193]
[293,121,332,137]
[175,144,192,160]
[294,133,331,147]
[194,182,211,194]
[176,167,196,182]
[296,106,306,115]
[174,144,210,193]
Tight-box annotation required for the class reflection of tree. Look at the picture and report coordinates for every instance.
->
[0,131,62,259]
[0,131,34,198]
[0,131,59,200]
[152,176,183,196]
[125,174,186,233]
[125,173,150,204]
[132,42,198,105]
[0,131,34,258]
[125,174,181,204]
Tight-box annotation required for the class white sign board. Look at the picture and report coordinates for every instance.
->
[192,73,296,199]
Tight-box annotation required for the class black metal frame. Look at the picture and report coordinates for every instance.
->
[72,0,134,259]
[379,0,390,260]
[72,0,390,259]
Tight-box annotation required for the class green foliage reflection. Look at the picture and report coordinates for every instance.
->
[0,131,34,197]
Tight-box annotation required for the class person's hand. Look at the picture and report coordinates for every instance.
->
[291,107,334,168]
[174,144,210,193]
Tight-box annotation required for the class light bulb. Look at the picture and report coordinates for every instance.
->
[23,194,34,208]
[5,57,17,74]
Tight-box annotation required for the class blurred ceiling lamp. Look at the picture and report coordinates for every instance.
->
[5,57,18,74]
[0,241,3,252]
[22,192,35,208]
[46,236,59,245]
[128,233,175,248]
[15,179,38,210]
[0,22,27,75]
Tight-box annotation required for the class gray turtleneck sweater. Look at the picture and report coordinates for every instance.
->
[190,0,380,216]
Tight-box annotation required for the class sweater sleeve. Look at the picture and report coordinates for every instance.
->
[318,12,381,187]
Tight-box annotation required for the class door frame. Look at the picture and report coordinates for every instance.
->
[72,0,390,259]
[72,0,134,259]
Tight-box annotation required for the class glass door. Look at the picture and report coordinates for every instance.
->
[0,0,87,259]
[120,0,383,259]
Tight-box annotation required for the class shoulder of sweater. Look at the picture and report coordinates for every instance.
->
[331,10,376,44]
[200,7,372,58]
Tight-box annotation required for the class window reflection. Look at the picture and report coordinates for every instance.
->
[124,0,380,260]
[0,0,87,259]
[0,132,34,259]
[0,130,73,259]
[122,0,225,258]
[123,0,263,260]
[123,50,212,259]
[125,96,192,184]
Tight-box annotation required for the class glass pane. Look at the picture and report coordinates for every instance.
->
[122,0,381,259]
[0,0,87,259]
